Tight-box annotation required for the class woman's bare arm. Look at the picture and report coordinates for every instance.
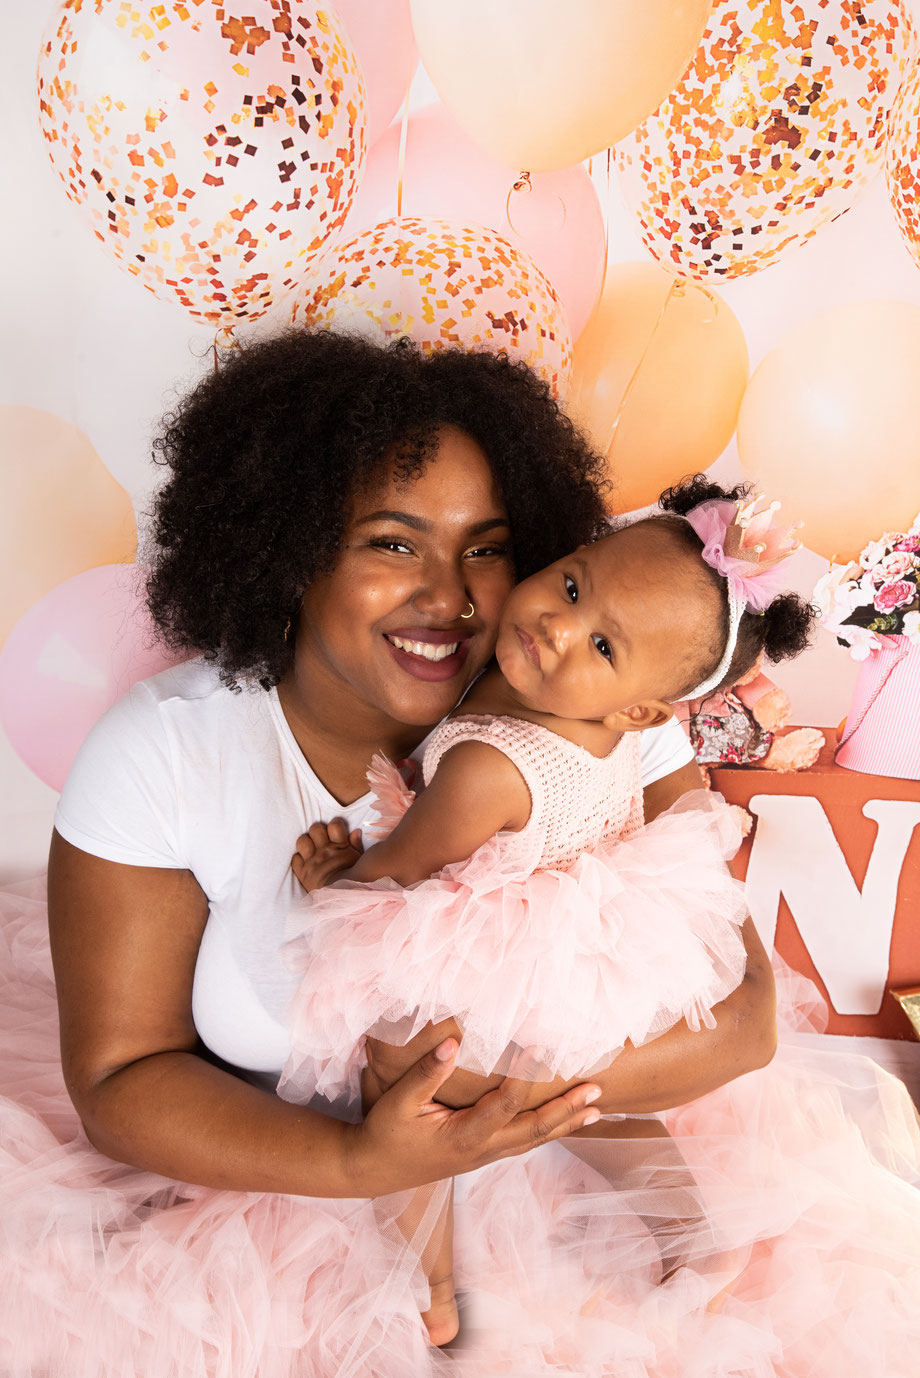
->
[47,833,603,1198]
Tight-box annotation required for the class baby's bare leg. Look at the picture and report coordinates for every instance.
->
[362,1051,458,1346]
[565,1118,706,1280]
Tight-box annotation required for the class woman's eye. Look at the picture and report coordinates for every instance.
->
[563,574,578,603]
[466,543,511,560]
[592,634,613,664]
[368,537,414,555]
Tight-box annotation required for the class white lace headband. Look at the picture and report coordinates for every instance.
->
[675,495,802,702]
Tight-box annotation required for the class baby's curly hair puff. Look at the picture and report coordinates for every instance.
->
[145,330,610,687]
[655,474,817,698]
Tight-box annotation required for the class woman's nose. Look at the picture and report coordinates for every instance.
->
[410,559,469,621]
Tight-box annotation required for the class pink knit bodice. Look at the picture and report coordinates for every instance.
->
[422,715,644,872]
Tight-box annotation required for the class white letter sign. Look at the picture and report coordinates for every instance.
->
[744,795,920,1015]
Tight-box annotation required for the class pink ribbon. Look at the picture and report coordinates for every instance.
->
[683,500,789,612]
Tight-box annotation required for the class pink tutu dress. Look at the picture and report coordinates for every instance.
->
[3,875,920,1372]
[279,716,750,1107]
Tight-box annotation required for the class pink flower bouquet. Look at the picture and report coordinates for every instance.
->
[813,517,920,660]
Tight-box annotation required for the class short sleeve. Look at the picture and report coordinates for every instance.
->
[54,681,183,868]
[638,716,695,789]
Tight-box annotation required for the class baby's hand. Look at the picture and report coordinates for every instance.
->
[292,819,364,893]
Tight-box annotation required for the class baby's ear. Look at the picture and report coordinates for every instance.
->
[603,700,674,733]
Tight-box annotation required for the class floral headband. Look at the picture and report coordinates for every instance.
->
[677,495,802,701]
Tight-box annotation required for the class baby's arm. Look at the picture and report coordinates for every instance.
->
[294,742,532,893]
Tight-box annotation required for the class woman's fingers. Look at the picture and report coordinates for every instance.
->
[459,1078,602,1159]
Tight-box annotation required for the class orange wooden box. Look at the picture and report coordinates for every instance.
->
[710,730,920,1040]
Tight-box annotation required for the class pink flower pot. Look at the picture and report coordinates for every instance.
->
[836,635,920,780]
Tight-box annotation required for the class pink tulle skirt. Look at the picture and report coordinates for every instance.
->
[3,877,920,1376]
[280,788,749,1107]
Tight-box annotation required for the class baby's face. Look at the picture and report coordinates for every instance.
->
[494,522,722,726]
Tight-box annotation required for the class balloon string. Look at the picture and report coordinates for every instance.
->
[600,147,612,294]
[503,170,567,237]
[396,79,411,219]
[606,277,680,456]
[213,326,239,373]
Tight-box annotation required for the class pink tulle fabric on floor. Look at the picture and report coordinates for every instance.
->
[280,767,749,1107]
[3,879,920,1375]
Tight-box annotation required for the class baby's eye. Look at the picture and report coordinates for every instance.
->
[592,634,613,664]
[563,573,578,603]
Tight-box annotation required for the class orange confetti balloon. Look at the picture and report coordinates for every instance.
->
[617,0,913,280]
[887,54,920,270]
[293,218,572,395]
[37,1,365,330]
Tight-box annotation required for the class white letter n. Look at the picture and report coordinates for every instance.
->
[744,795,920,1016]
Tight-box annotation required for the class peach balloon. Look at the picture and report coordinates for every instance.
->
[737,301,920,562]
[347,104,605,339]
[567,263,749,514]
[0,565,184,792]
[0,407,137,647]
[334,0,418,145]
[409,0,711,173]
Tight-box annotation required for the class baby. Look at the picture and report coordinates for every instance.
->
[279,476,814,1343]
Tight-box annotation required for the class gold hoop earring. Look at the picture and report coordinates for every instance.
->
[460,601,475,619]
[283,617,292,642]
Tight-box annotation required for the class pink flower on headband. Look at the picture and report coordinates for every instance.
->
[683,498,801,612]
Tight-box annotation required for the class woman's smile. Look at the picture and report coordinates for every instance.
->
[383,627,473,681]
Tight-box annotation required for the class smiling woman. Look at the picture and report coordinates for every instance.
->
[0,329,786,1375]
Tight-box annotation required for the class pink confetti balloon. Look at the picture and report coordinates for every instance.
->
[37,1,366,330]
[617,0,913,280]
[348,104,605,339]
[294,217,572,394]
[887,54,920,272]
[0,565,184,792]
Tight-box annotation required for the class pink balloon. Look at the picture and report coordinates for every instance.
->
[334,0,418,146]
[0,565,185,792]
[346,103,605,340]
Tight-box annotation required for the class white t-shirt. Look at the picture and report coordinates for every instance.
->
[54,660,694,1083]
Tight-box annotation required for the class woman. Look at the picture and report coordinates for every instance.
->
[6,332,776,1375]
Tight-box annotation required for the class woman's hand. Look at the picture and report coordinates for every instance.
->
[349,1037,602,1197]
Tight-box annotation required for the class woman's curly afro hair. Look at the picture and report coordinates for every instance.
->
[652,474,817,699]
[146,329,610,686]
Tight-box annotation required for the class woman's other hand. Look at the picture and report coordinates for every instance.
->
[350,1036,602,1196]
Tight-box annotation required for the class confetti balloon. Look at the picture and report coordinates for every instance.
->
[617,0,914,280]
[294,218,572,393]
[347,104,605,339]
[409,0,712,173]
[568,263,749,513]
[737,300,920,562]
[37,0,365,330]
[887,54,920,271]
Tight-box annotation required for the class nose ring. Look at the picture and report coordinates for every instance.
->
[460,601,475,619]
